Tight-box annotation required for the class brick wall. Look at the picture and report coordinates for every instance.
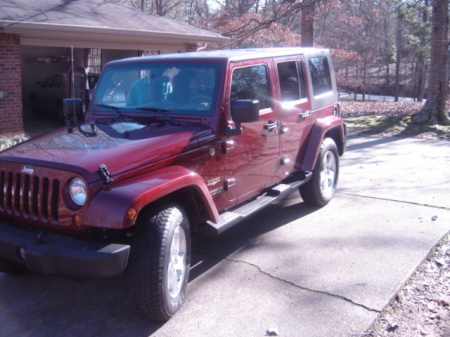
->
[0,33,23,136]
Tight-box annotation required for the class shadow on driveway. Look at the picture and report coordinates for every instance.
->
[0,192,317,337]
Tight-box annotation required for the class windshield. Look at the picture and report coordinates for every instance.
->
[91,62,220,117]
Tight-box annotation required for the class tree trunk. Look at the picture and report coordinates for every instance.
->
[416,55,425,102]
[413,0,449,125]
[384,17,391,88]
[301,0,315,47]
[416,0,429,102]
[394,8,403,102]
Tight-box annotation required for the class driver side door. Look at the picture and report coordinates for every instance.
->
[223,61,281,203]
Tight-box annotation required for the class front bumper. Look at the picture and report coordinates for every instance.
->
[0,221,130,278]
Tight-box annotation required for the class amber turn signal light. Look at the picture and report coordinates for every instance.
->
[72,215,83,229]
[127,208,137,220]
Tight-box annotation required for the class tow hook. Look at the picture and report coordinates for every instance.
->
[36,231,48,244]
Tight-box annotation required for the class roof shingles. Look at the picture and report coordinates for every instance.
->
[0,0,225,40]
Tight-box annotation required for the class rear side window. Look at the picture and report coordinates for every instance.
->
[308,57,332,96]
[277,60,307,102]
[230,64,272,110]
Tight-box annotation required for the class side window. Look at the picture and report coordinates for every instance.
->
[277,60,308,102]
[308,57,332,96]
[230,64,271,111]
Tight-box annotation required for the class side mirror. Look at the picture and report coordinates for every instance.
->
[227,99,259,137]
[63,98,84,123]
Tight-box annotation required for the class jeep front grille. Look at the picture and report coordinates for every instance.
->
[0,170,60,222]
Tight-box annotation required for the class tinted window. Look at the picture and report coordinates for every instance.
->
[277,60,308,102]
[308,57,332,96]
[230,64,271,110]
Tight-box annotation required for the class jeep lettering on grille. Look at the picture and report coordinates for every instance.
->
[21,166,34,175]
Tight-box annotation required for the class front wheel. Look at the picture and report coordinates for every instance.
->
[130,204,191,321]
[300,138,339,207]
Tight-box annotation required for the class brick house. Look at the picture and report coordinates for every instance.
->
[0,0,226,137]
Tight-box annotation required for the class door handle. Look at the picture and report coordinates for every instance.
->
[297,110,311,122]
[264,120,278,131]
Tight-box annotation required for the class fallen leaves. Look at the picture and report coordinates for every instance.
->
[340,101,450,140]
[341,101,425,118]
[366,233,450,336]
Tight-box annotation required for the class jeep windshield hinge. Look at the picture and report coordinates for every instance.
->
[98,164,113,186]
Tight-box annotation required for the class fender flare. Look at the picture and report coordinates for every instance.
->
[300,116,345,172]
[84,166,220,229]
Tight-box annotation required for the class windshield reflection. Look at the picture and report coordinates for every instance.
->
[91,62,220,117]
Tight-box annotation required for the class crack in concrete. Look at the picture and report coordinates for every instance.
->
[337,192,450,211]
[226,257,381,314]
[195,251,380,314]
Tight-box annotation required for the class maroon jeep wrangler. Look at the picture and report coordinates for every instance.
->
[0,48,345,321]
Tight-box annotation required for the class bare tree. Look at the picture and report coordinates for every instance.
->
[301,0,315,46]
[394,2,403,102]
[412,0,449,125]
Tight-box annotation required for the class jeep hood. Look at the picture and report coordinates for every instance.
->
[0,121,215,182]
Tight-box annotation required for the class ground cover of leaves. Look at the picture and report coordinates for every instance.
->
[366,233,450,337]
[342,100,450,336]
[0,134,28,151]
[341,101,450,140]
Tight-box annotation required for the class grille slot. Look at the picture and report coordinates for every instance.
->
[0,170,60,222]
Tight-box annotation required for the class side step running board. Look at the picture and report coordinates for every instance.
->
[205,172,312,236]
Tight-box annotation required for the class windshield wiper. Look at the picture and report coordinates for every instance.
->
[135,106,180,126]
[67,121,97,137]
[95,104,126,120]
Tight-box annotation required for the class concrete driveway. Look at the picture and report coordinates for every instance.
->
[0,135,449,337]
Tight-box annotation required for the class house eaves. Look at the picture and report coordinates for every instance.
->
[0,0,227,50]
[2,22,227,50]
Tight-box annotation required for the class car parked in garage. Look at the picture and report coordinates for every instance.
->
[30,69,98,120]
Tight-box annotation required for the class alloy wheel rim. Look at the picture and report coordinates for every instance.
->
[167,225,187,299]
[320,150,337,200]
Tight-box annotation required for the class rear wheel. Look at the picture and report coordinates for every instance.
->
[300,138,339,206]
[130,203,191,321]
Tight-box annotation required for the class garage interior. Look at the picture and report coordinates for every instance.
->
[0,0,226,137]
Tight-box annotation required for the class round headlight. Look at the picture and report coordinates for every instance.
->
[69,178,87,206]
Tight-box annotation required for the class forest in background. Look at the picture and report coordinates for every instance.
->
[108,0,438,103]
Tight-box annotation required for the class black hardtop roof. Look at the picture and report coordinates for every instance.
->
[106,47,331,67]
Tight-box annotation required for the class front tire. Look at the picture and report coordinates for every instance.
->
[300,138,339,206]
[130,204,191,321]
